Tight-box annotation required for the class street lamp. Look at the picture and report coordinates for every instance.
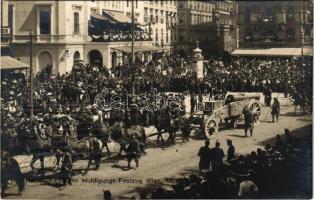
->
[29,29,34,119]
[131,0,135,95]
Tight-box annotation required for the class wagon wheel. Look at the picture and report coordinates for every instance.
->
[204,119,218,139]
[250,103,261,121]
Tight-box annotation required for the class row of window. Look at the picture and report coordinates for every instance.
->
[126,0,139,8]
[216,1,232,13]
[148,0,176,6]
[249,12,313,24]
[144,8,177,24]
[146,27,176,45]
[40,10,81,35]
[184,1,213,12]
[39,11,80,35]
[8,4,81,35]
[102,1,124,10]
[190,14,212,25]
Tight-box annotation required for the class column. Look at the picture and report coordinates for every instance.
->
[1,0,9,27]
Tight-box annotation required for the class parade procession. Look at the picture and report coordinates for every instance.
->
[0,0,313,199]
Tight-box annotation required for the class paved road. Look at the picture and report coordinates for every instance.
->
[6,105,312,199]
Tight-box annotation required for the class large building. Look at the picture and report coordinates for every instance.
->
[176,0,215,56]
[1,0,159,75]
[175,0,236,56]
[1,0,242,75]
[237,0,313,48]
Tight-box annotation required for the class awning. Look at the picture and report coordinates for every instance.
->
[111,45,165,54]
[231,47,313,57]
[1,56,29,70]
[91,10,114,22]
[102,10,131,23]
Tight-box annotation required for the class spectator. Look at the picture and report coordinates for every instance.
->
[197,140,212,173]
[212,141,225,177]
[243,106,255,137]
[60,149,73,187]
[126,134,140,168]
[238,177,258,198]
[227,139,235,163]
[271,97,280,122]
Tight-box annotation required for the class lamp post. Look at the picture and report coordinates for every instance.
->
[29,30,34,119]
[131,0,135,95]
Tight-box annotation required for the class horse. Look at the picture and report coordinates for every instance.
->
[106,121,129,156]
[16,124,61,175]
[153,110,181,145]
[289,91,308,115]
[104,121,147,156]
[68,136,103,170]
[1,152,25,196]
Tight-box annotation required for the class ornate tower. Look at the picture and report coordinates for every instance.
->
[192,41,204,79]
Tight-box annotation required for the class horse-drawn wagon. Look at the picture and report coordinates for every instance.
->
[195,93,261,139]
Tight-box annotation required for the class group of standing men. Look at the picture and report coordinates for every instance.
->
[198,139,235,176]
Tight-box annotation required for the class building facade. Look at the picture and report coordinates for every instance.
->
[1,0,154,75]
[237,0,313,48]
[213,0,235,53]
[139,0,178,49]
[176,0,215,56]
[175,0,236,56]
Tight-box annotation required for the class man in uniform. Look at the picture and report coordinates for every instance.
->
[60,148,73,187]
[243,106,254,137]
[212,141,225,177]
[263,85,272,107]
[126,134,140,168]
[197,140,212,173]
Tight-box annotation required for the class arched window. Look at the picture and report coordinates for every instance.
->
[38,51,52,73]
[73,51,81,64]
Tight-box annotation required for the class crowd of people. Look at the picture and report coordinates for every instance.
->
[1,53,312,152]
[135,129,311,199]
[0,51,312,198]
[204,57,312,94]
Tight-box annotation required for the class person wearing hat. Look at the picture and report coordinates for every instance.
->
[197,140,212,173]
[263,85,272,107]
[243,105,254,137]
[227,139,235,163]
[60,148,73,187]
[125,134,140,168]
[271,97,280,123]
[211,141,225,177]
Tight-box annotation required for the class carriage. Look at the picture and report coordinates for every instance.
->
[194,92,261,139]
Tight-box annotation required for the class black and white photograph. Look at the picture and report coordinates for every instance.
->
[0,0,313,199]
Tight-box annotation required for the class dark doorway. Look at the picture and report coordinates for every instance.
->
[88,49,103,67]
